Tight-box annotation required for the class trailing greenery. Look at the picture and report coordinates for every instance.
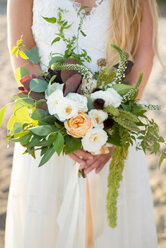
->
[106,145,128,227]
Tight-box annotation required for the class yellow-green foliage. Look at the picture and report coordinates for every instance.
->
[106,146,128,227]
[104,105,120,116]
[119,110,139,123]
[113,116,140,132]
[97,67,116,87]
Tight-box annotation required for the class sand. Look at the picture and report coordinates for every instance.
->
[0,3,166,248]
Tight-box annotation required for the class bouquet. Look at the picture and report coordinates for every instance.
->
[1,7,166,228]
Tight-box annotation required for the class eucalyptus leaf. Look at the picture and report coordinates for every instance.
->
[31,108,47,121]
[30,78,48,93]
[24,47,40,64]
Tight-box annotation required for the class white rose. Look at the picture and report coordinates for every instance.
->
[82,128,108,154]
[47,89,64,115]
[66,93,88,112]
[106,88,122,108]
[88,109,108,129]
[56,98,78,122]
[91,88,122,108]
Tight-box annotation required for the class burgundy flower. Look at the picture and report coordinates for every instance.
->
[93,98,105,110]
[103,118,115,129]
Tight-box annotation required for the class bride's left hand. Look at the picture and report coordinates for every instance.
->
[79,146,114,174]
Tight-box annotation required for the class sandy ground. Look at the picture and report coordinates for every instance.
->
[0,4,166,248]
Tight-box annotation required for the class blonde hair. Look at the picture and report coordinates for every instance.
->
[106,0,159,66]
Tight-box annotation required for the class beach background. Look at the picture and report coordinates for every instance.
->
[0,1,166,247]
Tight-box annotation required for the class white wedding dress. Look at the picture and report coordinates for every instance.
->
[5,0,158,247]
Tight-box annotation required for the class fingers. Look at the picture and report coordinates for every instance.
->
[84,157,104,174]
[95,157,110,174]
[73,149,94,160]
[68,153,86,166]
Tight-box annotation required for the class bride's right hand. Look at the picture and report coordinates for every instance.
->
[68,149,94,166]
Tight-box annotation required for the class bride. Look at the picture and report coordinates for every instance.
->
[5,0,158,247]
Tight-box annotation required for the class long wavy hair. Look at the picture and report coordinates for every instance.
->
[106,0,159,66]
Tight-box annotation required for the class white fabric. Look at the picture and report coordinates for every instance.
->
[5,0,158,247]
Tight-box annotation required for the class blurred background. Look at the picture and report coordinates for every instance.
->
[0,0,166,247]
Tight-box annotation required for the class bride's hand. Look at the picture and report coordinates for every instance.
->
[80,147,114,174]
[69,147,114,174]
[68,149,94,167]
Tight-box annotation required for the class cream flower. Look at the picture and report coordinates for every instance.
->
[64,112,92,138]
[88,109,108,129]
[66,93,88,112]
[56,98,78,122]
[91,88,122,108]
[82,128,108,154]
[47,89,64,115]
[106,88,122,108]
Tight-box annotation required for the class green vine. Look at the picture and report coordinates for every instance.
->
[106,145,128,227]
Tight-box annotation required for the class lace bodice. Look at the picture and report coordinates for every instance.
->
[31,0,110,72]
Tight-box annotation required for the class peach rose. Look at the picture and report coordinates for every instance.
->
[64,112,92,138]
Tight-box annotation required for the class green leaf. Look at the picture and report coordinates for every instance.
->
[87,97,94,111]
[112,84,134,96]
[12,122,23,134]
[31,108,47,121]
[13,95,34,108]
[24,47,40,64]
[64,136,81,154]
[0,105,7,127]
[42,17,57,23]
[39,147,56,167]
[29,125,54,136]
[15,133,32,145]
[15,67,29,85]
[49,56,66,66]
[46,133,57,146]
[53,132,64,155]
[135,72,144,88]
[29,136,41,148]
[51,37,61,45]
[30,78,48,92]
